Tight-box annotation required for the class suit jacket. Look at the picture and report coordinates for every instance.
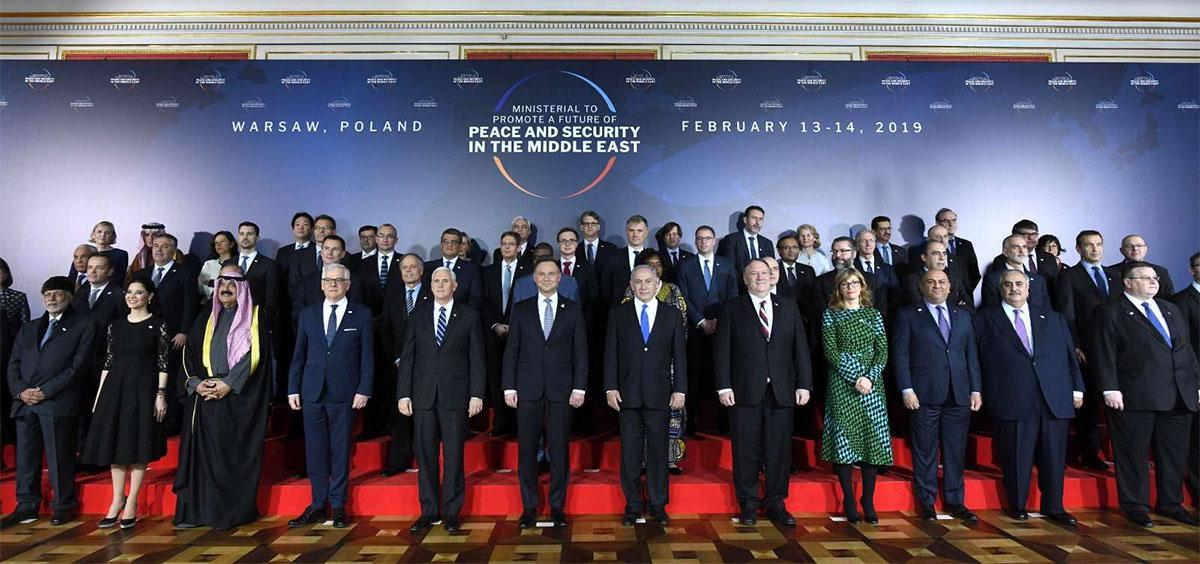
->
[713,294,813,406]
[561,258,599,309]
[6,310,97,416]
[501,295,588,402]
[717,231,775,273]
[275,241,315,284]
[946,236,981,292]
[891,303,980,406]
[357,252,402,315]
[900,268,974,312]
[811,268,889,319]
[1171,284,1200,358]
[857,257,899,311]
[491,246,535,273]
[342,250,375,275]
[70,249,129,287]
[990,250,1060,292]
[396,301,486,410]
[1054,262,1122,349]
[580,238,617,267]
[242,254,280,317]
[975,305,1084,421]
[776,260,817,315]
[675,254,739,327]
[981,267,1052,310]
[874,243,909,275]
[599,247,638,304]
[384,284,431,364]
[289,265,364,321]
[288,301,374,403]
[281,242,323,286]
[1093,297,1199,412]
[658,246,695,285]
[603,300,687,409]
[134,262,199,337]
[1110,260,1176,299]
[481,259,533,329]
[423,258,483,310]
[71,282,126,329]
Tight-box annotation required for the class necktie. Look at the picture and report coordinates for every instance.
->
[406,288,415,313]
[864,260,874,273]
[436,306,448,346]
[316,248,322,268]
[757,300,771,339]
[881,245,891,265]
[152,266,164,285]
[949,237,957,254]
[40,318,58,349]
[587,242,595,263]
[445,260,451,270]
[1092,266,1109,298]
[379,255,389,286]
[502,264,513,312]
[749,236,758,259]
[563,261,572,276]
[703,259,712,291]
[936,305,950,343]
[240,255,250,274]
[1013,309,1032,354]
[89,287,100,308]
[786,265,797,287]
[325,304,339,346]
[671,251,678,266]
[1141,302,1172,346]
[543,298,554,339]
[1027,254,1037,274]
[640,303,651,344]
[76,273,86,288]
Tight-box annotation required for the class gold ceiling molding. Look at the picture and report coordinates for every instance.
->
[1,10,1198,23]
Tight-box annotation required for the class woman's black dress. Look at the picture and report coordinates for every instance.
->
[82,315,169,466]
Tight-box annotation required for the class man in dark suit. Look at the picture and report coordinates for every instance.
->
[275,212,314,289]
[556,227,598,309]
[892,269,981,522]
[657,222,694,285]
[811,237,889,318]
[481,231,526,437]
[503,259,588,528]
[1094,262,1199,527]
[289,235,363,321]
[982,235,1053,309]
[717,205,775,278]
[855,229,900,313]
[775,235,817,314]
[72,254,125,328]
[134,233,198,433]
[677,226,739,434]
[398,266,486,534]
[872,215,909,276]
[1170,252,1200,502]
[286,263,373,529]
[67,244,95,290]
[1053,230,1122,471]
[578,210,617,267]
[1112,235,1176,299]
[715,259,812,527]
[935,208,981,292]
[605,265,687,527]
[424,228,483,310]
[356,224,401,440]
[599,215,651,305]
[0,277,97,528]
[899,241,973,311]
[989,219,1060,294]
[274,212,314,395]
[379,254,428,476]
[976,270,1084,525]
[491,216,536,270]
[342,225,377,274]
[235,221,280,318]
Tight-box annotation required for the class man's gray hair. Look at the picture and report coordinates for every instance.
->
[322,263,350,280]
[630,264,659,281]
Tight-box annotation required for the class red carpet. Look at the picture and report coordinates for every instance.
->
[0,429,1151,517]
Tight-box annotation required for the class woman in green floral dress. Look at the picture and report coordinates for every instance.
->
[820,268,892,524]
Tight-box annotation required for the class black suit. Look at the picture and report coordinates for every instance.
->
[717,231,775,273]
[946,236,981,292]
[874,243,909,276]
[976,305,1083,514]
[502,295,588,512]
[1094,297,1198,516]
[659,247,695,285]
[275,242,315,286]
[580,238,617,267]
[714,295,812,513]
[6,310,97,514]
[396,301,486,519]
[379,283,430,471]
[355,253,402,438]
[561,258,598,309]
[1170,284,1200,500]
[481,260,527,435]
[71,282,125,330]
[776,261,817,317]
[981,267,1053,310]
[491,245,535,274]
[342,250,375,276]
[1111,260,1176,299]
[357,253,401,314]
[900,268,973,312]
[239,254,280,319]
[599,247,639,305]
[423,258,483,310]
[990,251,1060,295]
[604,300,687,513]
[857,257,899,313]
[289,265,364,321]
[133,262,198,432]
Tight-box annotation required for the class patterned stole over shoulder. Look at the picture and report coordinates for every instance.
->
[201,306,261,378]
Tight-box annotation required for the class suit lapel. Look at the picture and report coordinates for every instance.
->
[439,303,458,347]
[989,307,1030,357]
[741,296,768,342]
[1029,308,1049,355]
[914,305,944,343]
[1120,299,1171,348]
[544,296,568,342]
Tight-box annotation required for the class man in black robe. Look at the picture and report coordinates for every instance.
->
[173,264,272,530]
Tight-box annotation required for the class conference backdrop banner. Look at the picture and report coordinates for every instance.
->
[0,60,1196,306]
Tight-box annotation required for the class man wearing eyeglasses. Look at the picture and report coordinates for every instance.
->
[1112,235,1176,299]
[989,219,1060,295]
[1093,262,1199,528]
[578,210,617,267]
[286,263,374,529]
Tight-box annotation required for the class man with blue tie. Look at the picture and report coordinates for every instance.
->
[892,269,981,522]
[1094,263,1199,527]
[976,270,1084,525]
[1053,230,1122,472]
[503,258,588,528]
[717,205,775,280]
[871,215,908,276]
[482,231,526,437]
[676,225,739,434]
[286,263,373,529]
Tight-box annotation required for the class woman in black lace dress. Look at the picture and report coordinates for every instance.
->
[82,278,169,529]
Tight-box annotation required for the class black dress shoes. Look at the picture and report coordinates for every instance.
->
[1044,512,1078,527]
[287,507,327,528]
[51,510,77,526]
[444,515,461,533]
[649,507,669,526]
[409,515,438,533]
[767,507,796,527]
[861,505,878,525]
[380,466,408,477]
[551,509,568,527]
[1127,512,1154,528]
[331,509,348,528]
[621,510,641,526]
[948,505,978,522]
[1080,455,1109,472]
[518,510,537,529]
[98,516,119,529]
[739,508,758,526]
[919,506,937,521]
[1156,510,1199,527]
[1011,510,1030,521]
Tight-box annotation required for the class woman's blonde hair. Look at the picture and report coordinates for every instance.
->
[797,223,822,249]
[828,267,874,311]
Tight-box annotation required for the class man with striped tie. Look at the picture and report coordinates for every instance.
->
[398,267,486,534]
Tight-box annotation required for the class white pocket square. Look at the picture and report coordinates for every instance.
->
[342,327,358,332]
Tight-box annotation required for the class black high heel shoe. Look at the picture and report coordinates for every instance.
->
[843,499,861,525]
[99,497,126,529]
[862,501,878,525]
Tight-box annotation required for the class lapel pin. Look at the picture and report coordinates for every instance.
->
[1039,315,1045,319]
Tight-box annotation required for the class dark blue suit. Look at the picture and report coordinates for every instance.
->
[675,253,738,432]
[975,304,1083,514]
[289,300,374,511]
[891,303,980,511]
[423,257,483,310]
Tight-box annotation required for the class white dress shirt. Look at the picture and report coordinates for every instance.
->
[1126,292,1170,340]
[627,246,645,270]
[749,293,773,336]
[1000,301,1032,347]
[323,297,348,331]
[377,252,394,273]
[432,299,454,335]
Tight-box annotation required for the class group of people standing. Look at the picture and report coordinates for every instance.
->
[0,206,1196,533]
